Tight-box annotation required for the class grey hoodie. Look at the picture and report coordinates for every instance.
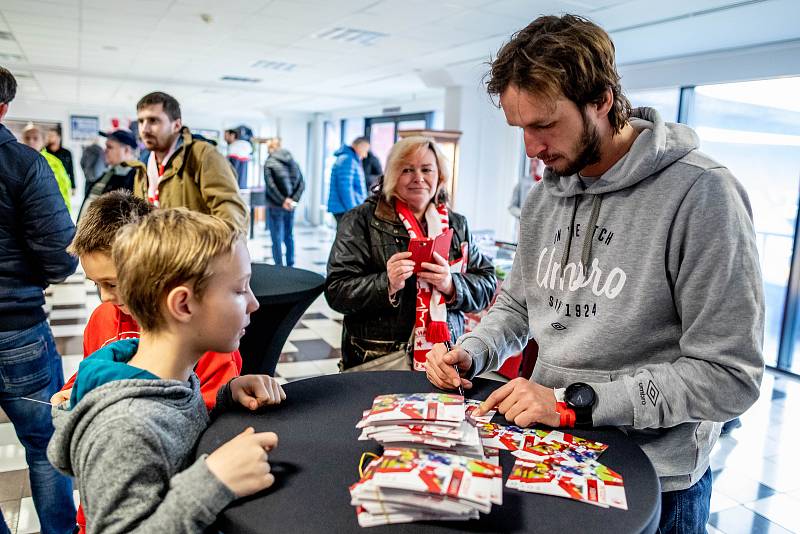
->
[460,107,765,492]
[47,374,236,533]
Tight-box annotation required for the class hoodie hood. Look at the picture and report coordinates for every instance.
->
[269,148,294,163]
[68,338,158,409]
[334,145,356,158]
[542,107,699,198]
[49,341,201,477]
[541,107,699,272]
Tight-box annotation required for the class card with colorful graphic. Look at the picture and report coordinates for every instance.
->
[534,429,609,459]
[476,422,538,452]
[464,399,497,424]
[351,448,503,510]
[507,458,627,510]
[358,393,466,427]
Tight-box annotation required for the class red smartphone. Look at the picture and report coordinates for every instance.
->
[408,239,432,273]
[408,229,454,273]
[432,228,454,262]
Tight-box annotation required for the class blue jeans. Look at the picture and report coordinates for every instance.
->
[659,468,712,534]
[267,207,295,267]
[0,322,77,534]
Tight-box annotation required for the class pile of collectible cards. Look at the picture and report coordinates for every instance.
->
[351,393,501,527]
[356,393,492,458]
[478,423,628,510]
[351,447,503,527]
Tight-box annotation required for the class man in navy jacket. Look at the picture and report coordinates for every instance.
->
[0,67,78,534]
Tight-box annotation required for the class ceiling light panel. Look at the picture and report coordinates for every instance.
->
[251,60,297,72]
[313,27,389,47]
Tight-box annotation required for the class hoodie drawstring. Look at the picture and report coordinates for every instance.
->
[581,195,603,274]
[560,194,604,276]
[560,196,580,272]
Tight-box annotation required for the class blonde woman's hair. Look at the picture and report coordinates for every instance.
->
[382,136,451,204]
[112,208,243,332]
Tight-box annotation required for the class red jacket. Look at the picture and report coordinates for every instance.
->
[64,302,243,533]
[62,302,242,409]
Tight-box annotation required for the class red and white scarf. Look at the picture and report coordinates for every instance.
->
[395,200,466,371]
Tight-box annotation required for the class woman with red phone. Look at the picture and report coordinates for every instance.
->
[325,136,496,371]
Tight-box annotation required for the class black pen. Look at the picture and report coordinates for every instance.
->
[443,340,464,397]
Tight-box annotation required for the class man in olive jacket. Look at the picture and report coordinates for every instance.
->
[133,92,247,231]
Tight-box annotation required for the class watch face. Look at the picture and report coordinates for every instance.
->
[566,383,595,409]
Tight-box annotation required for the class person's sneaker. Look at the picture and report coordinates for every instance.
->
[720,417,742,435]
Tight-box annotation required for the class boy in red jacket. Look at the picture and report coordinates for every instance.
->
[52,190,243,410]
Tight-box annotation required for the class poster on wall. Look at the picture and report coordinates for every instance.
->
[70,115,99,141]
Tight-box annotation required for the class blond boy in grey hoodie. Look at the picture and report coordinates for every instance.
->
[48,209,285,533]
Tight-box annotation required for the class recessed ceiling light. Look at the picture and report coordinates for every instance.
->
[102,45,118,51]
[313,27,388,47]
[251,60,297,72]
[220,75,261,83]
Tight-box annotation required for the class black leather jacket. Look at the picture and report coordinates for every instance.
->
[325,196,497,369]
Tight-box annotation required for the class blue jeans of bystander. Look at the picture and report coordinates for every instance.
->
[0,321,76,534]
[267,206,296,267]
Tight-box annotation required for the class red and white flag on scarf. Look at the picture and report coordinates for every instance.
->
[395,200,467,371]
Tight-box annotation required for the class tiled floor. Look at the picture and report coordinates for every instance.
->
[2,222,800,533]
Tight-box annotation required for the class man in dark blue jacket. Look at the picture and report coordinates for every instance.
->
[327,136,368,224]
[0,67,78,534]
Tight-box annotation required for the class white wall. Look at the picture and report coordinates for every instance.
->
[443,84,522,242]
[620,39,800,92]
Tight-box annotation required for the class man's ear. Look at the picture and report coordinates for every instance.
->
[590,87,614,120]
[165,285,193,324]
[173,118,182,134]
[0,102,8,122]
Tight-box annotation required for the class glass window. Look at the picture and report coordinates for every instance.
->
[343,118,365,147]
[627,88,681,123]
[397,119,427,134]
[690,77,800,369]
[368,122,397,169]
[365,113,433,169]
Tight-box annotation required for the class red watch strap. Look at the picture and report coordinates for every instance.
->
[560,408,576,428]
[554,402,575,428]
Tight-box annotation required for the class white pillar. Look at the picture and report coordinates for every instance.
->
[307,113,325,226]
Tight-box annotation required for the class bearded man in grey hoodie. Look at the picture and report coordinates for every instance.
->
[426,14,764,534]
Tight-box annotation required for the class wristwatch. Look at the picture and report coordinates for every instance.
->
[564,382,596,428]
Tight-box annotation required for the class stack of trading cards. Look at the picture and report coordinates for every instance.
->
[356,393,489,458]
[350,447,503,527]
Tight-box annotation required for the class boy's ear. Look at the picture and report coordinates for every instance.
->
[165,285,193,324]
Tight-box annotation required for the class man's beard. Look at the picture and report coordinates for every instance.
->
[550,112,602,178]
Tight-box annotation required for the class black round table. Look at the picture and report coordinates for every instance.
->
[197,371,661,533]
[238,263,325,376]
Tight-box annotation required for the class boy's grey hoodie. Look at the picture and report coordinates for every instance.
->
[47,371,236,533]
[460,107,765,492]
